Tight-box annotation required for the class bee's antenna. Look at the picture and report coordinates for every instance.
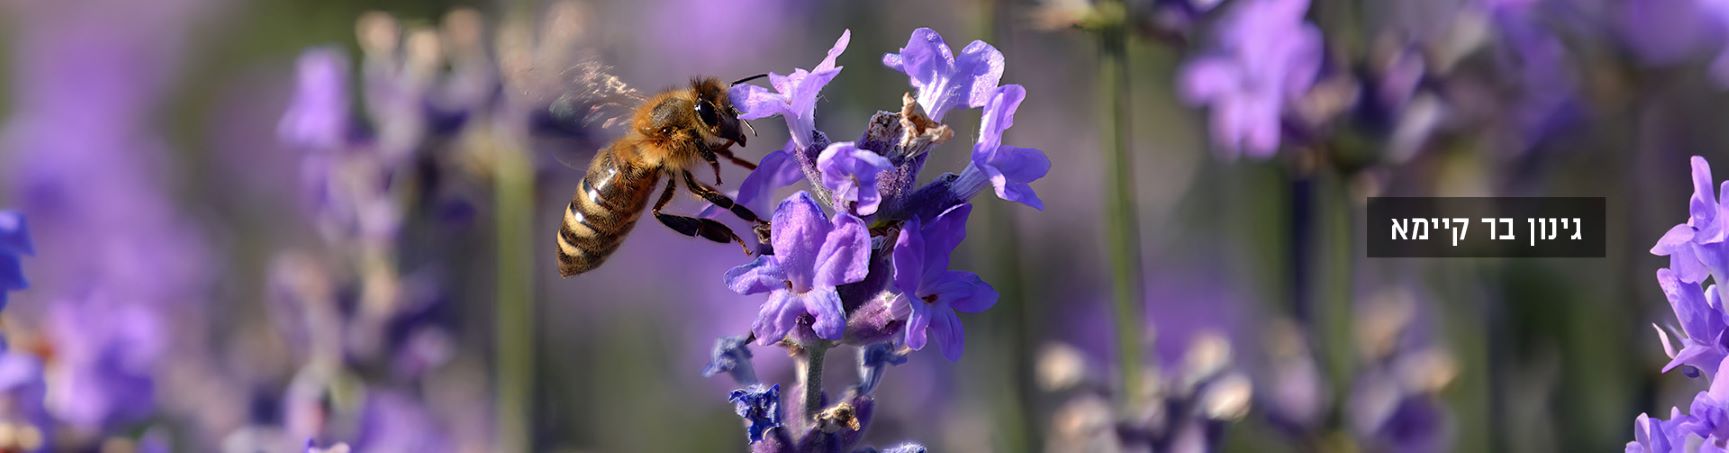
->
[731,73,769,86]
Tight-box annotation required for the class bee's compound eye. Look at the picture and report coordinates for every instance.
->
[696,99,720,127]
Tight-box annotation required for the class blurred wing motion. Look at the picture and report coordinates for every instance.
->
[546,58,645,130]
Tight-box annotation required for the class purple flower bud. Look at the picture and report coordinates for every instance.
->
[817,142,894,216]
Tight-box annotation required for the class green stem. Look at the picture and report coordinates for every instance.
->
[1097,1,1145,408]
[494,143,535,453]
[799,343,831,424]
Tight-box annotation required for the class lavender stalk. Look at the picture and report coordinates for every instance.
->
[494,140,535,453]
[1095,0,1147,407]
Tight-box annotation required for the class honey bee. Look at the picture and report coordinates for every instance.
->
[554,74,768,277]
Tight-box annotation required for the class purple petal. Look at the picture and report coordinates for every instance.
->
[892,218,927,297]
[1653,224,1695,255]
[817,142,893,216]
[902,295,932,351]
[800,289,846,340]
[812,213,871,288]
[815,29,851,74]
[976,85,1025,153]
[1178,58,1239,104]
[725,256,787,295]
[883,28,952,95]
[771,192,833,291]
[703,146,806,218]
[954,40,1006,111]
[979,146,1051,210]
[731,84,792,121]
[927,271,997,313]
[1659,268,1715,340]
[933,308,966,361]
[1712,359,1729,400]
[921,204,971,277]
[752,291,803,346]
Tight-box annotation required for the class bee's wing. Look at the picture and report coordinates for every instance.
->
[546,58,645,131]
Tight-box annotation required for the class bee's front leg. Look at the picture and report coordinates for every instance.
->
[699,147,724,185]
[713,144,758,171]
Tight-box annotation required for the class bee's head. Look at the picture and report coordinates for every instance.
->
[689,77,748,147]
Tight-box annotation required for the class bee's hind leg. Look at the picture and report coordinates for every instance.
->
[652,176,752,255]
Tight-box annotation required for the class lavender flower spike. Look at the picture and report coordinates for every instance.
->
[1177,0,1323,158]
[818,142,894,216]
[725,192,872,344]
[731,30,850,150]
[882,28,1005,122]
[962,85,1049,210]
[892,204,998,360]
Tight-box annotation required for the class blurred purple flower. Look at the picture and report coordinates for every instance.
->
[818,142,894,216]
[730,383,783,444]
[881,28,1005,122]
[280,48,351,150]
[0,349,50,452]
[725,192,871,344]
[731,30,851,150]
[352,391,450,452]
[45,296,164,431]
[891,204,996,361]
[1177,0,1322,158]
[965,85,1049,210]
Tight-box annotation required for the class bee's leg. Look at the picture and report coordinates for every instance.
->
[682,170,765,226]
[652,176,753,255]
[699,147,724,185]
[714,145,758,170]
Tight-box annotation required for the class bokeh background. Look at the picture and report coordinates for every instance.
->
[0,0,1720,451]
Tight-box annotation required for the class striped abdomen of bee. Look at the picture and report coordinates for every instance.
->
[557,142,660,276]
